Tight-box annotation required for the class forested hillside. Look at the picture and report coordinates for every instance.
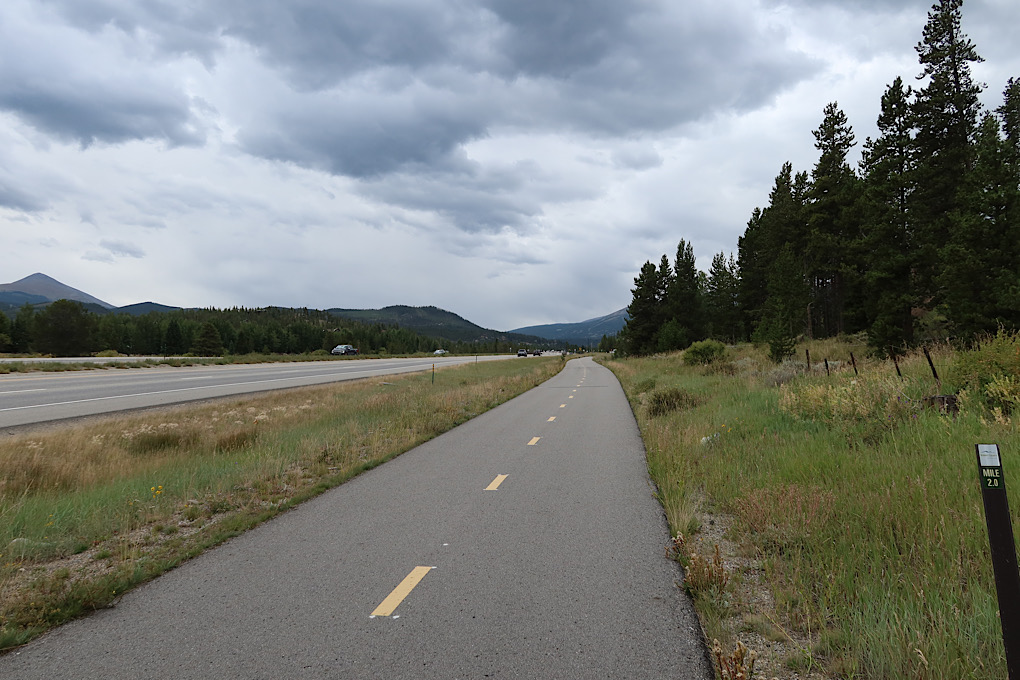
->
[0,303,516,357]
[620,0,1019,359]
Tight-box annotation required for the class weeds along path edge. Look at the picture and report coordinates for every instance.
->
[0,357,565,652]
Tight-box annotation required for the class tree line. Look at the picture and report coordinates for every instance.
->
[620,0,1019,359]
[0,302,520,357]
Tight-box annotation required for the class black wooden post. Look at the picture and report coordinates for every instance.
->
[977,443,1020,678]
[924,346,941,392]
[849,352,858,376]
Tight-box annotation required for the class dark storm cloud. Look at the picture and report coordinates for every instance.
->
[361,164,547,235]
[10,1,816,171]
[40,0,224,65]
[221,0,816,230]
[237,86,493,178]
[0,84,205,148]
[219,0,481,91]
[0,4,207,147]
[0,179,47,212]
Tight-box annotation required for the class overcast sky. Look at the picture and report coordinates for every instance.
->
[1,0,1018,330]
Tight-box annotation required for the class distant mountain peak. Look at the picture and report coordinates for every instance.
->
[510,308,628,343]
[0,273,114,308]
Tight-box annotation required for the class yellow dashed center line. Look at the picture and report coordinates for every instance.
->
[485,474,509,490]
[568,395,574,399]
[528,437,541,446]
[560,404,566,408]
[371,566,433,617]
[547,416,556,422]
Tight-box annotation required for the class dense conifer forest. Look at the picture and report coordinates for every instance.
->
[619,0,1019,359]
[0,303,520,357]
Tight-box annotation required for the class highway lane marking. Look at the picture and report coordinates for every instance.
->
[528,437,541,446]
[560,404,566,408]
[485,474,509,490]
[0,389,46,395]
[568,395,574,399]
[371,566,434,617]
[547,417,556,422]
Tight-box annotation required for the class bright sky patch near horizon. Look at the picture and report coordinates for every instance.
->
[1,0,1017,331]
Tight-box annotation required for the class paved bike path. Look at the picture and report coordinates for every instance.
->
[1,357,713,679]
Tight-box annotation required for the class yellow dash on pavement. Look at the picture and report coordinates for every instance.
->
[560,404,566,408]
[371,567,433,617]
[547,417,556,422]
[528,437,541,446]
[568,395,574,399]
[485,474,509,490]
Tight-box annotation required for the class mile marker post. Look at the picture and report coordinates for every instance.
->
[977,443,1020,678]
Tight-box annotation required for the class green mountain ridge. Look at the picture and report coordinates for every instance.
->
[0,276,575,347]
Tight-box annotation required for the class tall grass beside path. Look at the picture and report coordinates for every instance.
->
[602,339,1020,679]
[0,357,562,651]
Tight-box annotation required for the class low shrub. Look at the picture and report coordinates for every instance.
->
[683,340,727,366]
[647,387,700,417]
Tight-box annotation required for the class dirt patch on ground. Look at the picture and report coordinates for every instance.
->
[685,508,834,680]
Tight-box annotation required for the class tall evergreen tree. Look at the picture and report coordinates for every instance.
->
[191,321,224,356]
[805,102,860,337]
[34,300,96,357]
[0,310,12,352]
[737,207,766,337]
[738,163,808,339]
[753,245,809,362]
[911,0,984,312]
[939,113,1020,333]
[705,252,742,343]
[164,318,186,355]
[665,239,704,345]
[860,77,918,354]
[12,305,36,353]
[622,261,663,355]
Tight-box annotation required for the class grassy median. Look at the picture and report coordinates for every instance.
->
[603,334,1020,679]
[0,356,562,651]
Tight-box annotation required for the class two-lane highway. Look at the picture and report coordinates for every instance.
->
[0,357,713,678]
[0,355,513,428]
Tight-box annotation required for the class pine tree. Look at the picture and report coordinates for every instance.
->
[665,239,704,346]
[805,102,860,337]
[191,321,224,356]
[737,207,766,337]
[12,304,36,353]
[705,252,742,343]
[738,163,808,339]
[940,113,1020,333]
[34,300,96,357]
[622,261,663,355]
[164,318,186,355]
[911,0,984,312]
[753,245,809,362]
[0,311,12,352]
[860,77,917,354]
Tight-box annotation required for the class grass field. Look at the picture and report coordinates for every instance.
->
[0,356,563,651]
[602,332,1020,679]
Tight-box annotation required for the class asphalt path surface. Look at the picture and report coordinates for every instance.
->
[0,357,713,679]
[0,355,514,429]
